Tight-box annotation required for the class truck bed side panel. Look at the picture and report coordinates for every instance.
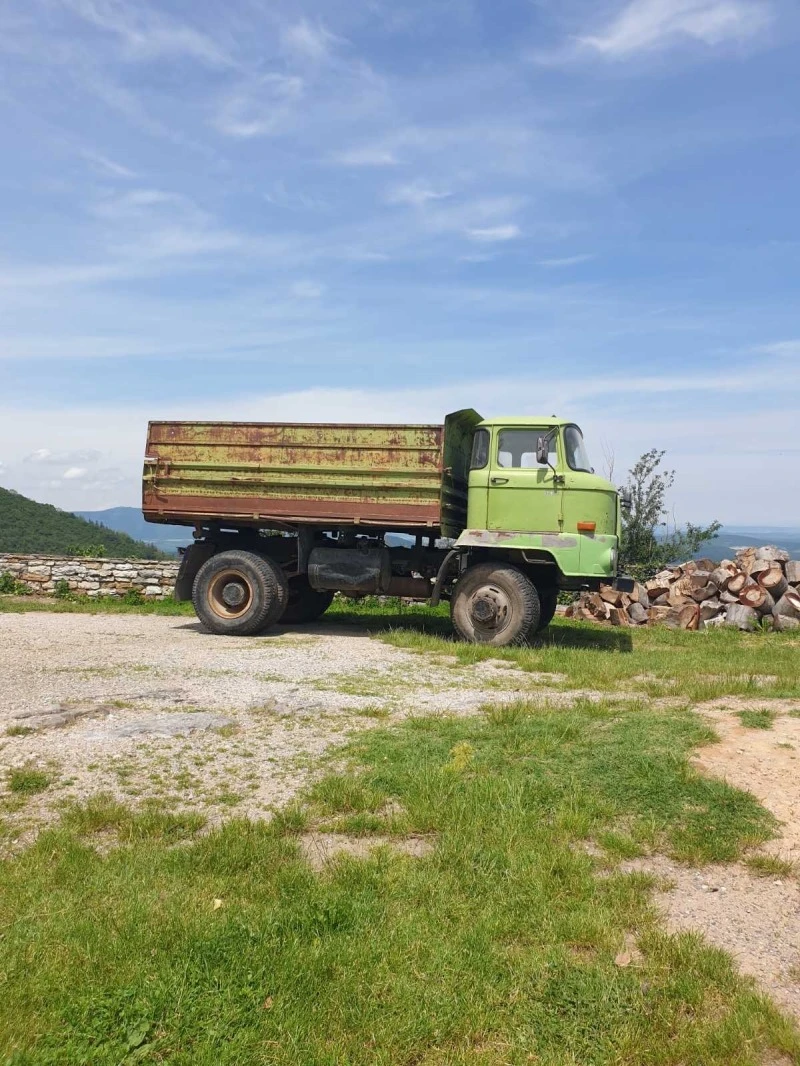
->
[143,421,447,531]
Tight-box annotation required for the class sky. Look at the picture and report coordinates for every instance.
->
[0,0,799,525]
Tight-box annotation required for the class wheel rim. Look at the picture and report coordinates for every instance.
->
[206,569,253,619]
[467,582,512,638]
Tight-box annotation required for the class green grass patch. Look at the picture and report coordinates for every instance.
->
[0,593,194,616]
[378,617,800,703]
[0,700,795,1064]
[737,709,778,730]
[743,854,796,879]
[6,767,52,796]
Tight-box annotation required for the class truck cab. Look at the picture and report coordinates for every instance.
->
[456,417,622,584]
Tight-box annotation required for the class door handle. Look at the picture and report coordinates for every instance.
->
[490,477,509,485]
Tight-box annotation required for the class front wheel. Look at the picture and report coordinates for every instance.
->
[536,590,558,632]
[450,563,540,646]
[192,550,288,636]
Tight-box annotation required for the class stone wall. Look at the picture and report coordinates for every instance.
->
[0,553,180,599]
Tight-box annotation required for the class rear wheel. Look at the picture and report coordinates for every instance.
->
[192,550,288,636]
[451,562,540,646]
[281,577,334,625]
[536,590,558,632]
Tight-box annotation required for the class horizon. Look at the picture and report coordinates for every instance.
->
[1,0,799,525]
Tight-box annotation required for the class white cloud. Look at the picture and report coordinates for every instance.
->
[466,224,521,242]
[61,0,232,67]
[538,254,595,267]
[63,466,88,480]
[281,18,340,63]
[331,144,399,167]
[386,181,452,208]
[579,0,772,58]
[212,75,304,139]
[24,448,101,465]
[755,339,800,358]
[290,280,325,299]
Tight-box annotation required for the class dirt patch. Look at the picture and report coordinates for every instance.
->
[621,855,800,1022]
[694,701,800,864]
[298,832,434,871]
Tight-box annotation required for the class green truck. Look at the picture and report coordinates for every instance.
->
[143,410,632,646]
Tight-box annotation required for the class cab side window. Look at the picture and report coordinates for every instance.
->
[470,428,489,470]
[497,429,557,469]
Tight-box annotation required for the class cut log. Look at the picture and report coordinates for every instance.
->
[735,548,757,574]
[785,560,800,585]
[720,590,740,605]
[755,545,790,564]
[758,564,788,599]
[632,583,650,608]
[664,604,700,630]
[699,599,722,622]
[647,606,672,625]
[599,586,624,607]
[628,602,648,624]
[694,558,716,572]
[726,571,747,594]
[774,615,800,632]
[609,606,629,626]
[724,604,759,631]
[691,584,718,603]
[709,565,735,590]
[645,580,671,600]
[748,560,772,581]
[689,570,713,588]
[652,594,669,606]
[739,585,774,614]
[773,588,800,622]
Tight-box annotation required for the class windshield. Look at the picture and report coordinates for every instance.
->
[564,425,592,473]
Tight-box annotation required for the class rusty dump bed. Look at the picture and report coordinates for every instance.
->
[143,409,481,538]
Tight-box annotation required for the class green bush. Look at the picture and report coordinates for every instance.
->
[0,572,31,596]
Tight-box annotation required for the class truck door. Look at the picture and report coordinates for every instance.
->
[486,427,562,533]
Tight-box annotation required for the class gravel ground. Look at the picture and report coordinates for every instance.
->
[0,612,568,841]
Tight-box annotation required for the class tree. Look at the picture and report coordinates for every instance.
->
[620,449,720,578]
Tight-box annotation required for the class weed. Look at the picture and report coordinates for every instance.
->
[7,767,51,795]
[5,725,34,738]
[744,854,796,878]
[737,709,777,730]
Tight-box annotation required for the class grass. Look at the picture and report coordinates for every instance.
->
[6,766,52,795]
[743,854,796,879]
[737,709,778,730]
[0,699,797,1065]
[0,593,194,616]
[376,617,800,703]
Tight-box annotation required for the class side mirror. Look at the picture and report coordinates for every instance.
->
[536,437,550,466]
[619,489,632,513]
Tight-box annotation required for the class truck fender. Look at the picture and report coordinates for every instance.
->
[174,541,216,601]
[430,549,462,607]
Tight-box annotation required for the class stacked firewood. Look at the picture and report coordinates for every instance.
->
[564,546,800,631]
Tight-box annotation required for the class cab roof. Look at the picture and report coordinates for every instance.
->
[477,416,572,428]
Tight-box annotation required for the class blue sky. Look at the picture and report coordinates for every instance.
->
[1,0,799,524]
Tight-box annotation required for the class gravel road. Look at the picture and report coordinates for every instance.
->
[0,612,558,838]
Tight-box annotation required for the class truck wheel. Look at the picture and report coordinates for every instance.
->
[536,590,558,632]
[451,563,540,646]
[281,577,334,625]
[192,550,287,636]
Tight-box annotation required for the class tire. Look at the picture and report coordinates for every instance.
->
[192,550,288,636]
[281,577,334,625]
[536,590,558,632]
[451,562,540,646]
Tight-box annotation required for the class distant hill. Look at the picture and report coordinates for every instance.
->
[76,507,191,556]
[694,526,800,562]
[0,487,165,559]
